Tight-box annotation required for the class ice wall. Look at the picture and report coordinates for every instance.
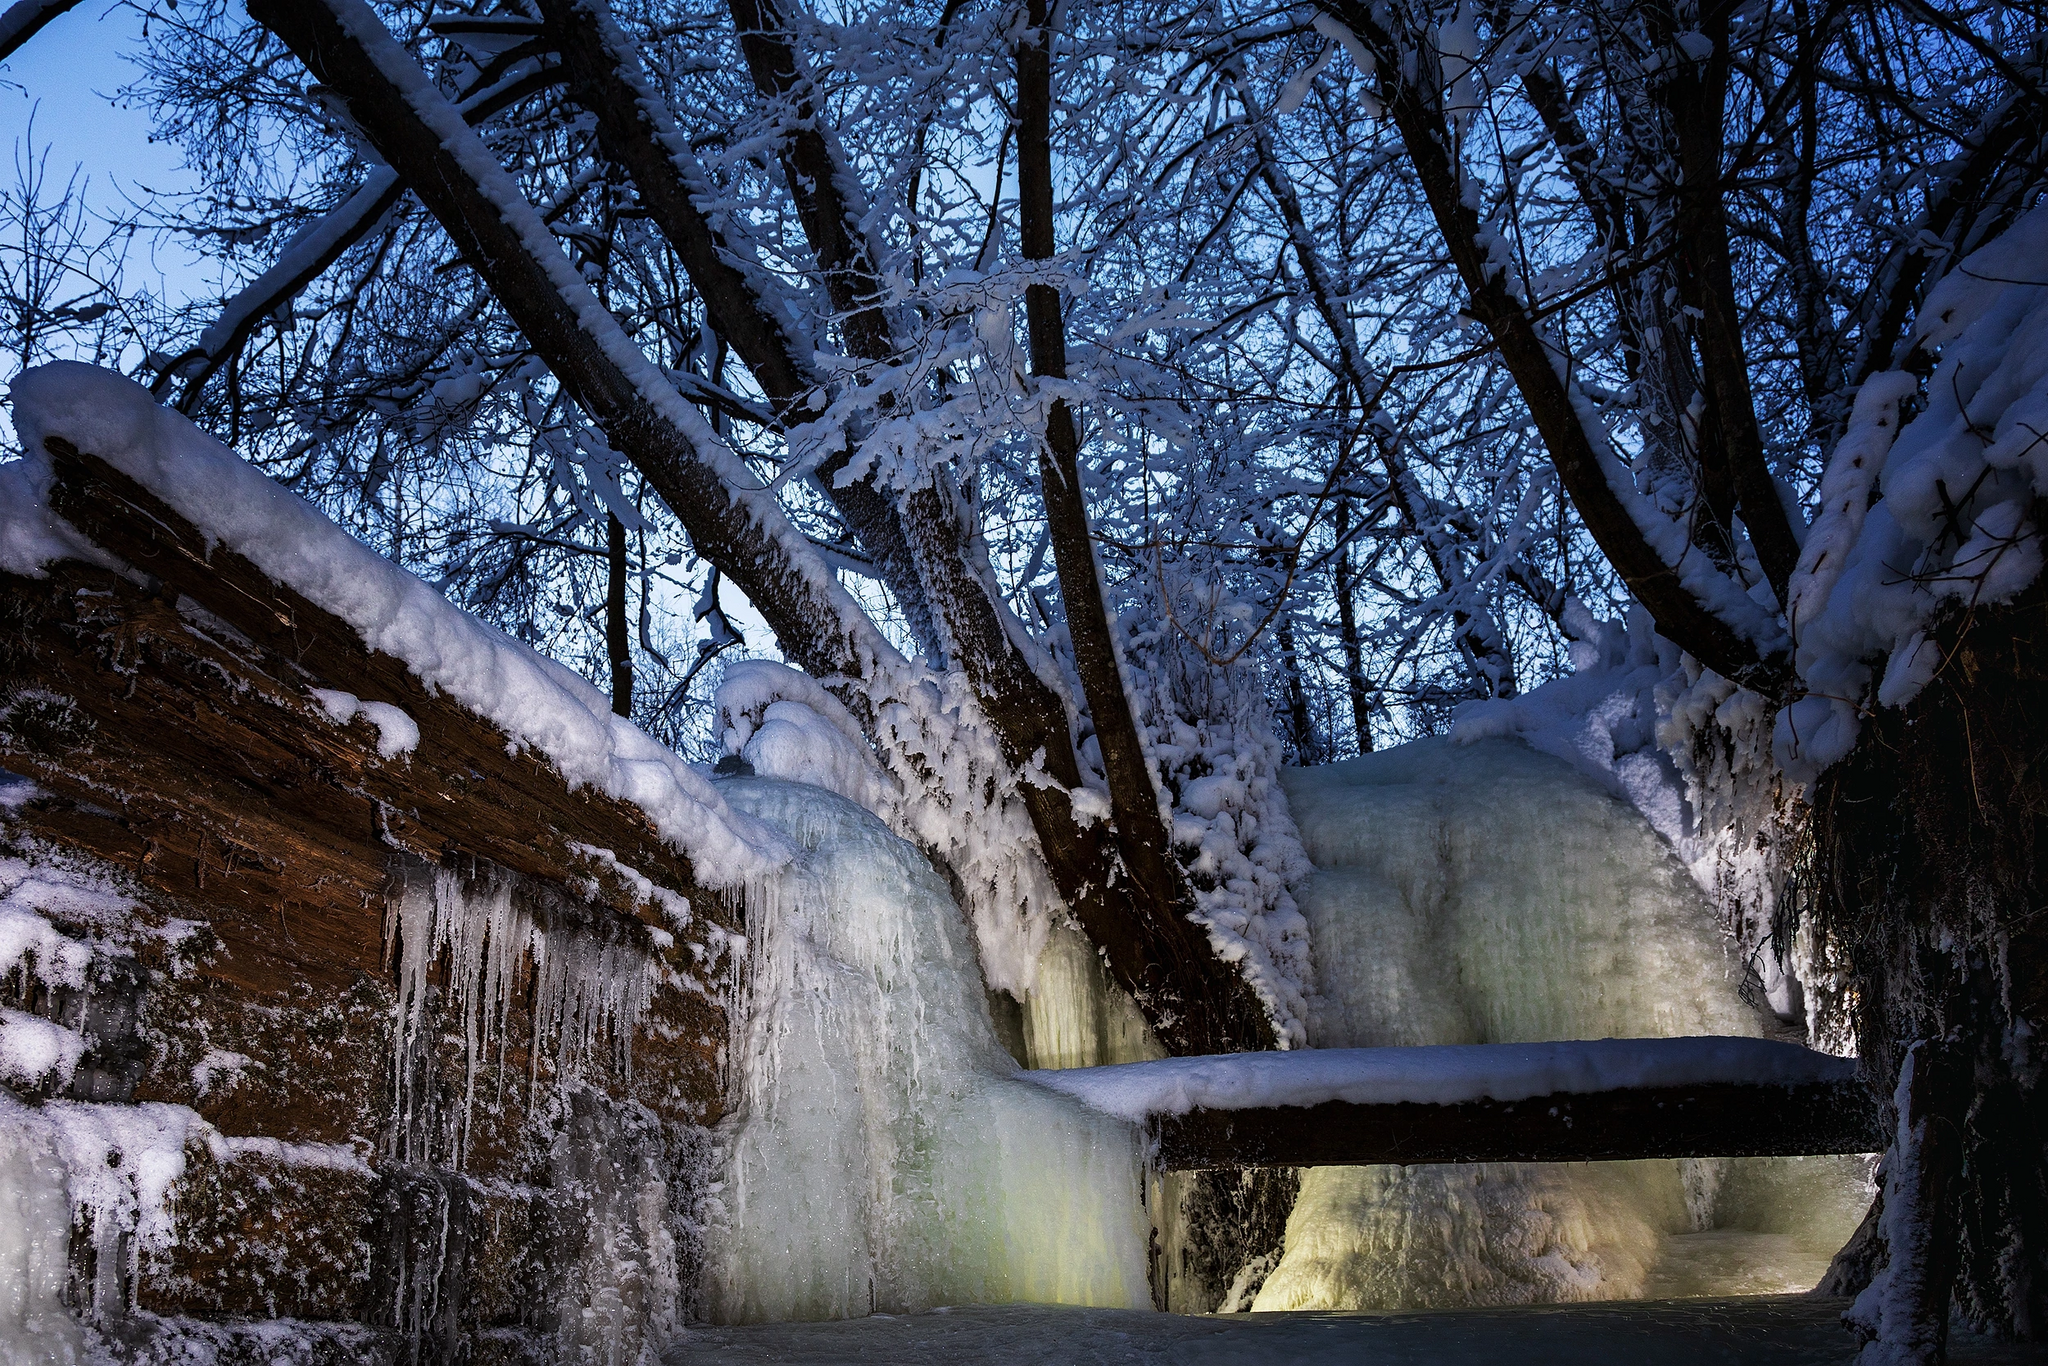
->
[0,1094,86,1365]
[702,779,1150,1323]
[1251,738,1870,1310]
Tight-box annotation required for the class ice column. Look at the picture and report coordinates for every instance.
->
[0,1096,86,1365]
[703,779,1150,1323]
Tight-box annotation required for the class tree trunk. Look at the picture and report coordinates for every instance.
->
[1013,0,1276,1055]
[1275,611,1320,766]
[1809,581,2048,1337]
[607,511,632,718]
[1332,500,1374,754]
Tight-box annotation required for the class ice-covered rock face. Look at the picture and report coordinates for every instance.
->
[702,778,1150,1323]
[0,1096,87,1366]
[1287,737,1757,1049]
[1253,738,1870,1311]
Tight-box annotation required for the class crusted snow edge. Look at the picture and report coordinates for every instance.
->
[1023,1035,1858,1122]
[3,361,790,889]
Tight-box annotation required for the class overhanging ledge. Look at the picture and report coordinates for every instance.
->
[1022,1037,1880,1171]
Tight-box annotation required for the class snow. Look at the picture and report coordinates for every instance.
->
[28,1096,208,1319]
[569,841,694,929]
[1119,605,1315,1044]
[1786,371,1923,642]
[309,687,420,759]
[705,778,1149,1322]
[0,773,37,816]
[0,450,114,580]
[0,1083,373,1347]
[1777,203,2048,782]
[1025,1035,1855,1124]
[188,169,402,364]
[0,1007,85,1092]
[4,361,791,888]
[717,661,896,815]
[667,1296,2018,1365]
[189,1046,253,1097]
[0,849,136,991]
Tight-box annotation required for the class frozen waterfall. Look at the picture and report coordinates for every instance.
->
[702,778,1150,1323]
[1249,737,1870,1310]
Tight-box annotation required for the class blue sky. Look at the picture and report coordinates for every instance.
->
[0,2,212,305]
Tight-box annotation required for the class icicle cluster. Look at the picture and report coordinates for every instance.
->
[385,858,656,1159]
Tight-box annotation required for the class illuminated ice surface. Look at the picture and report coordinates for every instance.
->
[702,779,1149,1323]
[1251,740,1872,1311]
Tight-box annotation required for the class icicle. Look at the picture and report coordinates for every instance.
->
[384,858,657,1162]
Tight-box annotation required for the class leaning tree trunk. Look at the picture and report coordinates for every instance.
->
[1809,578,2048,1339]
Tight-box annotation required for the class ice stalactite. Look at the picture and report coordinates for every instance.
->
[547,1088,681,1366]
[1249,738,1872,1311]
[1017,924,1165,1074]
[0,1093,86,1365]
[384,857,657,1163]
[702,778,1150,1323]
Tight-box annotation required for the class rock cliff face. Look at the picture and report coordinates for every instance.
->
[1,441,738,1362]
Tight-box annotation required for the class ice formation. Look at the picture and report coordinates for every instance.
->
[0,1092,86,1366]
[702,777,1150,1323]
[1015,923,1164,1073]
[1451,605,1814,1031]
[0,831,372,1354]
[713,661,1069,1002]
[1243,738,1870,1311]
[714,622,1320,1051]
[1847,1046,1946,1365]
[385,858,659,1161]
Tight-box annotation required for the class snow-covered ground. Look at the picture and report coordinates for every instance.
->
[665,1297,2048,1365]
